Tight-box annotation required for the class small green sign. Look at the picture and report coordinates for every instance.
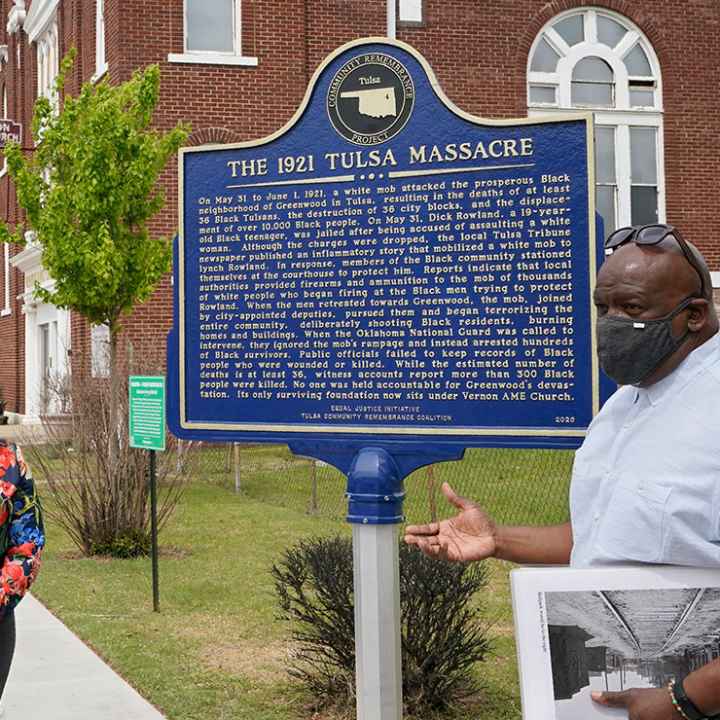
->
[129,376,166,451]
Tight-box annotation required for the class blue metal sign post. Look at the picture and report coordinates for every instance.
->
[168,37,602,719]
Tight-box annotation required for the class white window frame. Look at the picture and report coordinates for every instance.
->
[1,243,10,317]
[168,0,258,67]
[527,8,665,232]
[36,23,59,106]
[94,0,108,80]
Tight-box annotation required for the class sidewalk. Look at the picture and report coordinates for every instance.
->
[4,595,167,719]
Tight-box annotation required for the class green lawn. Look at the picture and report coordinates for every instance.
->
[215,443,573,526]
[30,445,573,719]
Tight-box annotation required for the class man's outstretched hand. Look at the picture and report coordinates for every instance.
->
[403,482,497,562]
[591,688,676,720]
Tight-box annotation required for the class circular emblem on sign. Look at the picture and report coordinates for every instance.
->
[327,53,415,146]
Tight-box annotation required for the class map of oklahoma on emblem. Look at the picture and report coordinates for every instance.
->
[327,52,415,146]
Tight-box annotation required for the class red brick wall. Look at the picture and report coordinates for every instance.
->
[0,0,29,413]
[0,0,719,406]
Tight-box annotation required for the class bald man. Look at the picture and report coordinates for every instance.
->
[405,225,720,719]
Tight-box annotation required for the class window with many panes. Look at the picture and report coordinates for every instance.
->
[527,8,663,239]
[169,0,257,66]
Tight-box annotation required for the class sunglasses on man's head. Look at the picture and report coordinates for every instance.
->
[604,223,706,299]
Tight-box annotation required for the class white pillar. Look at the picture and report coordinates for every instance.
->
[22,302,39,421]
[387,0,396,39]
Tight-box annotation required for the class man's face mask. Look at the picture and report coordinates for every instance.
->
[596,297,695,386]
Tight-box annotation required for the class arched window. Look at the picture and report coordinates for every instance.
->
[527,8,663,238]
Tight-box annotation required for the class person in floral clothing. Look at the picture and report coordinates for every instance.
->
[0,441,44,701]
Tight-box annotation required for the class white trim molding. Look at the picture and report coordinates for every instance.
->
[167,52,258,67]
[387,0,396,39]
[711,272,720,289]
[6,0,26,35]
[23,0,59,42]
[10,233,41,276]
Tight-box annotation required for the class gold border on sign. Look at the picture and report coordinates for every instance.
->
[177,36,598,437]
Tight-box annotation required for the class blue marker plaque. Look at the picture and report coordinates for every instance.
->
[168,38,600,467]
[167,38,602,720]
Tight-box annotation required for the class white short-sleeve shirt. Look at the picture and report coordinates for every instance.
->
[570,332,720,568]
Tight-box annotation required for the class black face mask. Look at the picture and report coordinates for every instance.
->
[596,297,695,386]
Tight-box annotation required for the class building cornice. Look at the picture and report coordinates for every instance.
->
[23,0,59,43]
[7,0,26,35]
[10,234,42,275]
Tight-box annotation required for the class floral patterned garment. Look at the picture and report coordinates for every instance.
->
[0,441,44,618]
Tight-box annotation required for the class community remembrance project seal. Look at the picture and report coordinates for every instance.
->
[327,52,415,146]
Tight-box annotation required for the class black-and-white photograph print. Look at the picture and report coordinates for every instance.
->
[545,588,720,720]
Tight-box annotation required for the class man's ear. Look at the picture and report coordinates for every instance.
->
[687,299,709,332]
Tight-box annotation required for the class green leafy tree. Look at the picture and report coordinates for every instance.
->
[0,48,189,466]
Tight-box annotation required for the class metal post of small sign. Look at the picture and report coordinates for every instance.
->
[129,375,166,613]
[233,442,241,493]
[149,447,159,611]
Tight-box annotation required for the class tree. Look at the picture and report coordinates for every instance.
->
[0,49,189,464]
[0,50,190,556]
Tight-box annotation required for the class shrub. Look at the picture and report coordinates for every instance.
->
[272,535,492,716]
[89,529,152,559]
[24,365,190,559]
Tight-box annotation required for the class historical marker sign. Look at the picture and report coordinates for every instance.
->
[129,376,166,452]
[168,38,601,452]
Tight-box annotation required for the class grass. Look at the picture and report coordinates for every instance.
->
[35,484,344,720]
[30,445,574,719]
[211,443,574,526]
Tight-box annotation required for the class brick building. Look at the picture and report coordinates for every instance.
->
[0,0,717,420]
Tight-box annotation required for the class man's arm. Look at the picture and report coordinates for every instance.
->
[404,482,573,565]
[592,658,720,719]
[684,659,720,716]
[494,522,573,565]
